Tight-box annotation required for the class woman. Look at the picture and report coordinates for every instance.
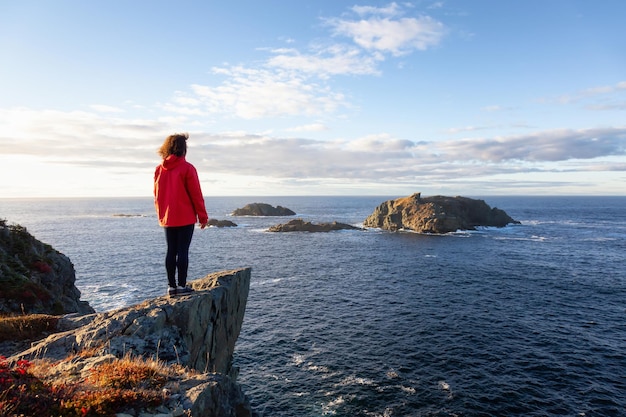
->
[154,133,209,297]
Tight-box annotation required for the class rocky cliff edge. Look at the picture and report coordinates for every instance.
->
[0,219,95,315]
[9,268,255,417]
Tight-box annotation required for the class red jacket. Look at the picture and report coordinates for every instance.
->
[154,155,209,227]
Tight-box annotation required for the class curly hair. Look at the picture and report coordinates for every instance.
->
[158,133,189,158]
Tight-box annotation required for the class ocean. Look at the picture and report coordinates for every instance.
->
[1,195,625,416]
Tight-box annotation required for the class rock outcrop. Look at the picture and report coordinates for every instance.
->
[9,268,254,416]
[231,203,296,216]
[208,218,238,227]
[0,220,95,315]
[267,219,361,232]
[364,193,520,234]
[11,269,250,373]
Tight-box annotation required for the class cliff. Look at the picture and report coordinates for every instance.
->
[364,193,520,234]
[0,219,95,315]
[9,268,254,416]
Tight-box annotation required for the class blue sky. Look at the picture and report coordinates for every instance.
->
[1,0,625,197]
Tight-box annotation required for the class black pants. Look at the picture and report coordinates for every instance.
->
[164,224,195,288]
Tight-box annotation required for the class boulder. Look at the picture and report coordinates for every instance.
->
[0,220,95,315]
[363,193,520,234]
[231,203,296,216]
[267,219,361,232]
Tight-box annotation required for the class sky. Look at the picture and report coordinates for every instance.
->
[1,0,625,198]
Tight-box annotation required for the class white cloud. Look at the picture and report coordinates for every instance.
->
[352,3,402,17]
[267,45,382,76]
[185,127,626,183]
[0,107,168,162]
[153,3,446,124]
[439,128,626,162]
[327,13,446,56]
[428,2,445,9]
[586,102,626,111]
[286,123,329,133]
[551,80,626,105]
[481,105,515,112]
[89,104,124,113]
[344,133,415,152]
[447,125,490,134]
[163,66,348,120]
[582,81,626,96]
[1,107,624,196]
[3,108,624,174]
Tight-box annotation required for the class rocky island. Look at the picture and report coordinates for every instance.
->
[208,218,238,227]
[364,193,520,234]
[267,219,361,232]
[231,203,296,216]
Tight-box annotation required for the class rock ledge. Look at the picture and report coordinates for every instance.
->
[9,268,255,417]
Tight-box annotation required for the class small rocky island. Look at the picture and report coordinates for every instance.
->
[364,193,520,234]
[208,218,238,227]
[268,219,361,233]
[231,203,296,216]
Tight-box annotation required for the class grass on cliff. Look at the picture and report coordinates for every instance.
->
[0,313,59,343]
[0,351,191,416]
[0,315,192,417]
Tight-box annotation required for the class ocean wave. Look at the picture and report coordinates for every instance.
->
[250,277,283,287]
[336,375,376,387]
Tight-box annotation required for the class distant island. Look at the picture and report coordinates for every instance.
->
[231,203,296,216]
[208,218,237,227]
[267,219,361,233]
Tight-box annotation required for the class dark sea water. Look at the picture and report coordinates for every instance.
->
[1,196,625,416]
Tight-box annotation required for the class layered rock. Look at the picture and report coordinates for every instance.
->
[12,269,250,374]
[231,203,296,216]
[364,193,520,234]
[268,219,361,232]
[10,268,254,416]
[0,220,95,315]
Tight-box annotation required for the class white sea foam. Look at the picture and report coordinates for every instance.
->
[386,370,399,379]
[494,235,548,242]
[291,353,305,366]
[306,363,331,373]
[321,395,349,415]
[337,375,375,387]
[400,385,416,394]
[251,277,282,287]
